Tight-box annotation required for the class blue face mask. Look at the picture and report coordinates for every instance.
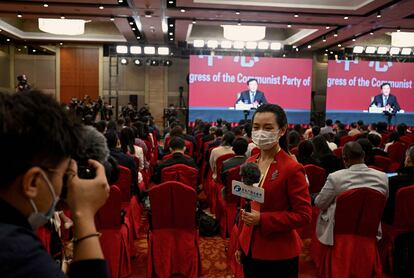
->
[27,171,60,230]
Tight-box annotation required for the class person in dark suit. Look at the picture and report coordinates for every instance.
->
[236,78,268,105]
[382,145,414,225]
[370,83,401,124]
[152,136,197,184]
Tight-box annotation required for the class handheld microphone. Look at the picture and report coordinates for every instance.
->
[240,162,261,212]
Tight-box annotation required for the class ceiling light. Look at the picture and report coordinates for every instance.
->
[137,36,141,39]
[397,27,401,32]
[294,13,299,18]
[283,54,286,57]
[132,27,136,31]
[401,48,411,55]
[207,40,218,48]
[118,0,123,2]
[193,39,204,47]
[334,32,338,37]
[233,41,245,49]
[326,26,330,29]
[32,49,36,53]
[352,38,356,42]
[39,18,86,35]
[164,60,173,66]
[353,46,364,53]
[116,45,128,54]
[322,37,326,42]
[120,58,128,65]
[60,15,65,19]
[99,5,104,10]
[129,21,134,25]
[222,25,266,41]
[246,41,258,49]
[169,38,174,41]
[307,44,311,49]
[365,46,377,54]
[296,48,299,52]
[370,31,374,35]
[169,23,174,27]
[344,16,349,20]
[237,20,241,26]
[325,49,328,52]
[192,18,197,24]
[17,13,22,18]
[168,0,173,3]
[287,24,292,28]
[390,47,400,55]
[17,48,21,52]
[158,47,170,55]
[391,32,414,47]
[180,9,186,13]
[377,11,382,18]
[110,16,115,21]
[130,46,142,54]
[270,42,282,50]
[169,32,173,35]
[221,40,232,48]
[144,46,156,54]
[43,3,49,8]
[150,59,159,66]
[330,51,333,54]
[59,42,63,46]
[6,38,10,42]
[338,44,342,47]
[235,11,240,15]
[133,59,142,66]
[377,46,389,54]
[258,41,269,50]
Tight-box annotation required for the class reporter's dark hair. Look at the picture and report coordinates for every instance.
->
[252,104,289,153]
[0,90,82,187]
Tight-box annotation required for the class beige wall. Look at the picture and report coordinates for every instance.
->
[0,46,10,90]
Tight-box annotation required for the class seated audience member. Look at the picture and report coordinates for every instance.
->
[105,131,138,193]
[376,122,388,135]
[321,119,335,135]
[396,123,408,137]
[293,124,304,138]
[120,128,145,181]
[209,131,235,180]
[357,138,375,166]
[106,120,117,132]
[132,121,149,155]
[312,135,342,174]
[322,133,338,151]
[357,120,365,131]
[384,131,400,152]
[382,145,414,224]
[202,124,215,144]
[367,133,388,158]
[348,122,361,136]
[368,122,382,138]
[204,128,224,161]
[221,138,248,183]
[95,120,107,134]
[304,123,314,140]
[296,140,319,166]
[312,126,321,137]
[152,136,197,184]
[0,90,109,277]
[334,123,348,145]
[315,142,388,244]
[288,129,301,150]
[232,126,244,138]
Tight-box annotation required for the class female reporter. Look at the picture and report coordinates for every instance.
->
[235,104,312,277]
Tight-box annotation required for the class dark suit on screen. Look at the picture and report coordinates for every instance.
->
[370,94,401,113]
[236,90,268,105]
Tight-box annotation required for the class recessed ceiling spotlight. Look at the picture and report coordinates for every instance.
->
[326,26,330,29]
[118,0,123,2]
[17,13,22,18]
[237,20,241,26]
[287,24,292,28]
[43,3,49,8]
[294,13,299,18]
[180,9,186,13]
[169,23,174,27]
[137,36,141,39]
[192,18,196,24]
[397,27,401,32]
[377,11,382,18]
[283,54,286,57]
[60,15,65,19]
[169,37,174,41]
[110,16,115,21]
[322,36,326,42]
[235,11,240,15]
[338,44,342,47]
[129,21,134,25]
[333,32,338,37]
[99,5,104,10]
[352,38,356,42]
[132,27,136,31]
[370,31,374,35]
[344,16,349,20]
[6,38,10,42]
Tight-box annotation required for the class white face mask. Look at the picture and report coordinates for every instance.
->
[27,171,60,230]
[252,130,280,150]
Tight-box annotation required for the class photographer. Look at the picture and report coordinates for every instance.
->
[16,74,31,92]
[0,90,109,278]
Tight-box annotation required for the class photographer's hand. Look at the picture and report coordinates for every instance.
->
[66,159,109,261]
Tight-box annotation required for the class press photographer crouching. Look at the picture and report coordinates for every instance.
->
[0,90,110,278]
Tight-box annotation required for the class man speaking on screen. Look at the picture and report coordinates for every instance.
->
[236,78,268,107]
[370,82,401,113]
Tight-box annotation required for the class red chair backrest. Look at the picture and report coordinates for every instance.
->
[339,135,355,147]
[250,147,260,157]
[225,166,242,203]
[96,185,122,229]
[393,185,414,230]
[335,187,386,237]
[388,142,407,165]
[368,165,384,172]
[184,140,194,156]
[374,155,391,172]
[162,152,191,161]
[215,153,236,183]
[304,164,327,193]
[290,146,299,156]
[149,181,197,230]
[399,135,412,146]
[333,147,343,158]
[115,166,132,203]
[164,136,171,149]
[161,164,199,189]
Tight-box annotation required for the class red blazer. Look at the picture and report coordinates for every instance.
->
[238,150,312,260]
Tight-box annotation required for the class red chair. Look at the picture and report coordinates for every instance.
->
[162,152,191,161]
[304,164,327,194]
[339,135,355,147]
[116,166,132,206]
[369,165,385,172]
[148,181,201,278]
[216,166,241,238]
[380,185,414,276]
[161,163,199,189]
[333,147,343,158]
[312,188,386,278]
[210,153,235,214]
[184,139,194,157]
[250,147,260,157]
[399,135,412,146]
[96,185,131,278]
[388,142,407,171]
[374,155,391,173]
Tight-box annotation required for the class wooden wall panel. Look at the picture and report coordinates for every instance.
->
[60,48,98,103]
